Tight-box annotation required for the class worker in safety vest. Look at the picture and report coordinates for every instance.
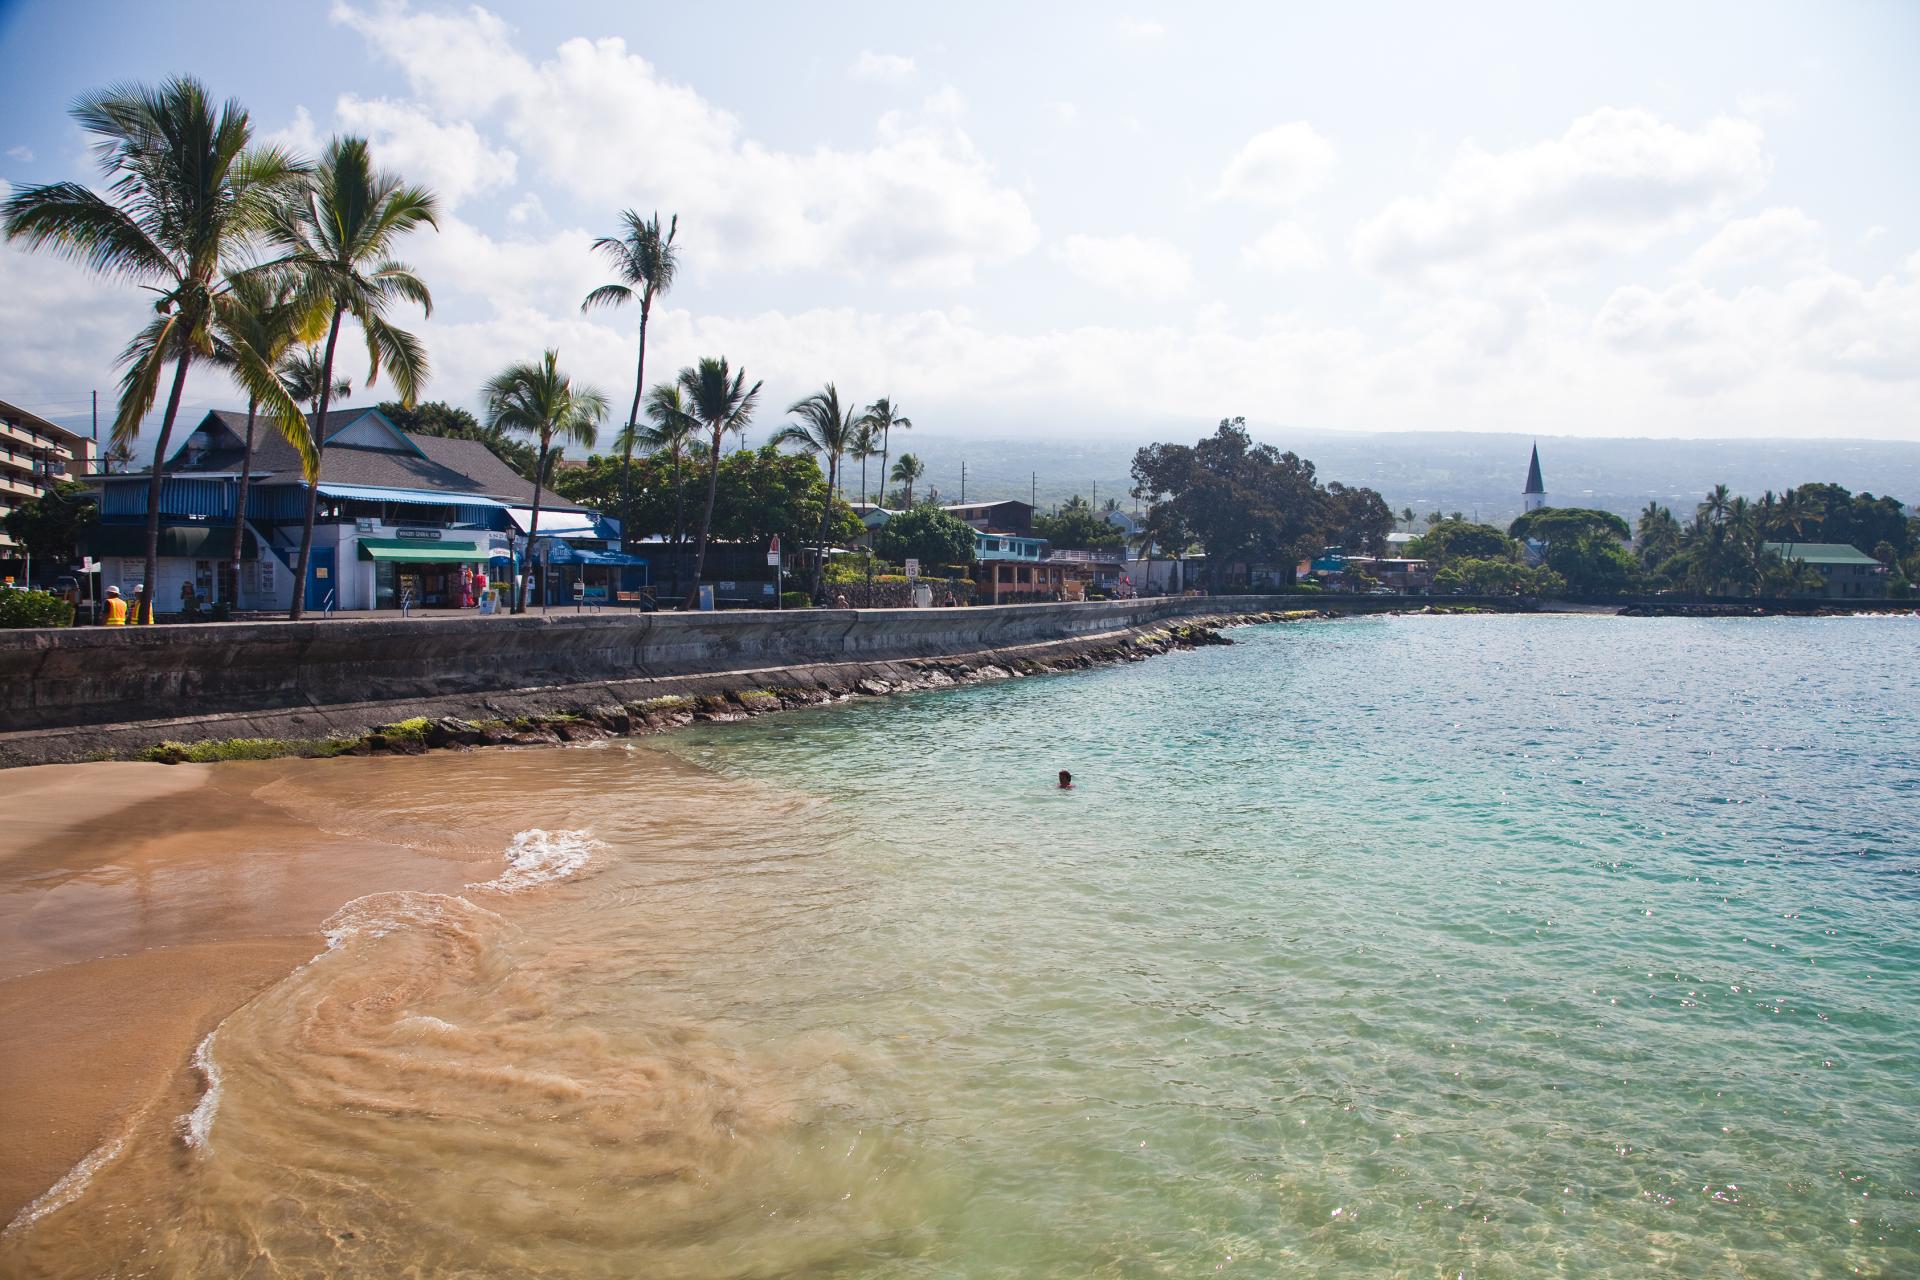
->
[129,584,153,624]
[102,584,129,625]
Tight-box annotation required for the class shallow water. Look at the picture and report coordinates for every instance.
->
[6,614,1918,1277]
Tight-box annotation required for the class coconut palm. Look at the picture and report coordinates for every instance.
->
[677,357,763,608]
[640,382,698,550]
[209,273,324,603]
[277,346,354,416]
[848,417,881,505]
[859,396,912,507]
[269,135,437,619]
[484,350,607,613]
[772,383,858,594]
[889,452,925,507]
[1635,501,1680,570]
[580,210,678,551]
[2,77,308,621]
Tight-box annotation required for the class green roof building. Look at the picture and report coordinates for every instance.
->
[1763,542,1888,599]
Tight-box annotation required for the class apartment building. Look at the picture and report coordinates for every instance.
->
[0,397,98,580]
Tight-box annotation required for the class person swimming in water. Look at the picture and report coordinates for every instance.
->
[1058,770,1073,790]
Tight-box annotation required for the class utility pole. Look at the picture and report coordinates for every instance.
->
[960,460,966,503]
[1031,471,1036,509]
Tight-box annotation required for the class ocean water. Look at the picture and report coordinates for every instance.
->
[6,614,1919,1277]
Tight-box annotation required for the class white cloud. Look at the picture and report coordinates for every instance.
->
[506,192,547,225]
[334,96,518,206]
[5,146,32,162]
[1595,253,1920,392]
[1241,221,1327,274]
[1114,17,1166,40]
[1214,122,1337,206]
[1052,234,1192,300]
[1682,206,1824,278]
[331,2,1037,284]
[1353,108,1772,288]
[850,50,916,83]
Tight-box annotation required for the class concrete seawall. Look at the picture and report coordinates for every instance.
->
[0,595,1358,764]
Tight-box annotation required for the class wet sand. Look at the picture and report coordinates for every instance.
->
[0,758,505,1226]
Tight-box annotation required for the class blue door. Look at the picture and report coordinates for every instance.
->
[306,547,336,610]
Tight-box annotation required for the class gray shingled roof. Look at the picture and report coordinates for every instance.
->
[160,408,587,511]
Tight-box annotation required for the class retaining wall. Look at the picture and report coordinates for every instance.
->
[0,596,1331,737]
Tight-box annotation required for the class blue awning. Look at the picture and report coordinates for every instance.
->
[317,483,508,508]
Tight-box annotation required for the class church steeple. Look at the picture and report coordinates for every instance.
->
[1523,443,1546,512]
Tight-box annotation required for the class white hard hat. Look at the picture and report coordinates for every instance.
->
[106,585,121,596]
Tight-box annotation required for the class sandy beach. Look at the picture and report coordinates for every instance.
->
[0,758,510,1227]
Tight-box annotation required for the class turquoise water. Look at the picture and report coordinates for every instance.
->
[12,613,1917,1278]
[656,613,1920,1276]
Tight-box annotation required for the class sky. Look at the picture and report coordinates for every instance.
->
[0,0,1916,447]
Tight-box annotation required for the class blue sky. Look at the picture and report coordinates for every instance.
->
[1,0,1916,443]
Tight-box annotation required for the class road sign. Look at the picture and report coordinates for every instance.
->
[905,558,920,580]
[767,534,781,566]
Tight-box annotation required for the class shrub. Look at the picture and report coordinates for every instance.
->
[781,591,811,609]
[874,506,976,566]
[0,589,75,629]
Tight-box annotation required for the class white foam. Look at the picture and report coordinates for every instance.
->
[4,1135,125,1236]
[470,828,601,894]
[179,1031,223,1150]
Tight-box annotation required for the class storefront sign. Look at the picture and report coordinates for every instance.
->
[396,528,443,541]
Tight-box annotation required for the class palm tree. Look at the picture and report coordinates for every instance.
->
[848,418,881,506]
[772,383,858,595]
[1133,502,1189,596]
[1635,501,1680,570]
[580,210,678,552]
[269,135,437,619]
[677,357,763,608]
[483,350,607,613]
[210,273,320,604]
[1399,505,1415,528]
[859,396,912,507]
[2,77,308,621]
[889,452,925,507]
[641,382,698,552]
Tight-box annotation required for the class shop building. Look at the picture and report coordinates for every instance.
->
[84,406,605,613]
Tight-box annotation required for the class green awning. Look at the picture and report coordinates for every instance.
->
[358,537,488,563]
[84,523,257,559]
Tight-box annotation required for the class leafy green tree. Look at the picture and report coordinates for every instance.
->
[580,210,678,550]
[484,350,608,612]
[271,135,437,618]
[1508,507,1631,546]
[379,399,538,479]
[1433,558,1564,596]
[1405,519,1520,566]
[2,480,98,567]
[1034,496,1126,551]
[3,77,309,621]
[1323,482,1395,554]
[677,357,764,605]
[874,505,975,568]
[772,383,859,593]
[1132,502,1192,594]
[1130,418,1323,589]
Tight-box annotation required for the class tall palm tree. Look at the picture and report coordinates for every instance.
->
[1399,506,1415,528]
[269,135,437,619]
[278,346,354,416]
[676,357,763,608]
[210,272,319,604]
[848,418,881,506]
[859,396,912,508]
[484,350,607,613]
[580,210,678,552]
[2,77,308,621]
[641,382,698,551]
[889,452,925,507]
[772,383,858,595]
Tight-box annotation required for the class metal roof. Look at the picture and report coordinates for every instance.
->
[1763,541,1884,567]
[318,483,507,508]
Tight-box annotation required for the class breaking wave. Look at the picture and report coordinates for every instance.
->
[469,827,602,893]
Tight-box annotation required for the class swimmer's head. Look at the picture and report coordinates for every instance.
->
[1058,770,1073,789]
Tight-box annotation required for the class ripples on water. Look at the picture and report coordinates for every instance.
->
[6,614,1918,1277]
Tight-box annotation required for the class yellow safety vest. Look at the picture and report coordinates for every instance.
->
[104,597,128,625]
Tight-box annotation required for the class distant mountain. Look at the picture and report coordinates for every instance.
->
[889,430,1920,526]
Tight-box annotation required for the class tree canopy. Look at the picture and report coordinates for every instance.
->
[2,480,98,566]
[1404,519,1520,565]
[1034,496,1125,551]
[552,444,859,554]
[874,505,976,567]
[379,399,539,479]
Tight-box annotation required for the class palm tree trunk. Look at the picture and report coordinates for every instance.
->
[137,350,194,624]
[879,426,890,509]
[288,307,345,621]
[685,428,723,609]
[620,303,650,555]
[812,455,838,597]
[517,439,550,613]
[228,398,257,610]
[860,455,868,506]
